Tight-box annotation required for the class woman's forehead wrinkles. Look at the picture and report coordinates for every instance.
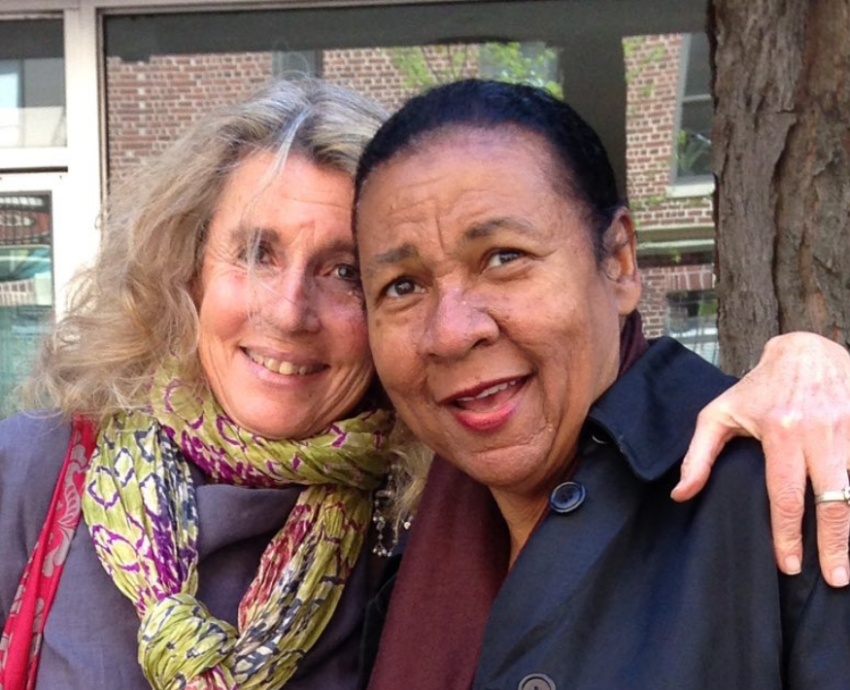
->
[462,217,540,243]
[383,176,494,228]
[222,217,355,257]
[383,169,443,212]
[368,244,419,268]
[361,132,565,262]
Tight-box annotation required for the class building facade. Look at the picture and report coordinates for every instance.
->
[0,0,715,412]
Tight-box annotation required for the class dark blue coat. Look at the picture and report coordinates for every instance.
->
[363,338,850,690]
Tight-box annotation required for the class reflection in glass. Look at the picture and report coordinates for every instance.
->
[101,8,716,352]
[104,9,565,185]
[0,19,66,149]
[674,33,712,181]
[0,192,53,415]
[105,38,563,186]
[666,289,719,365]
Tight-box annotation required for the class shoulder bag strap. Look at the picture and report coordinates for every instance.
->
[0,416,98,690]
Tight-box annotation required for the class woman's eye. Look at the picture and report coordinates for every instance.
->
[486,249,524,269]
[238,240,275,266]
[384,277,421,299]
[334,264,360,282]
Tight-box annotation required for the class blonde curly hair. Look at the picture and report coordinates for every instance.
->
[25,79,387,425]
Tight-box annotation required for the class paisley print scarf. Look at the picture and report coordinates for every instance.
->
[82,367,393,690]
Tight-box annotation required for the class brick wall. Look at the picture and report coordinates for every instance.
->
[323,44,480,112]
[639,262,715,336]
[625,35,679,211]
[322,48,413,112]
[106,53,273,185]
[106,46,479,183]
[624,34,713,229]
[624,34,715,339]
[104,37,716,345]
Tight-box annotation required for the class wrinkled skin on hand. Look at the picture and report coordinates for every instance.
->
[673,332,850,587]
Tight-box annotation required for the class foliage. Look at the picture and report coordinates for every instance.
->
[676,129,712,177]
[389,42,562,98]
[480,42,562,97]
[389,44,475,90]
[623,36,668,112]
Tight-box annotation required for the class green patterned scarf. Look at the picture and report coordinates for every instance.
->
[82,367,393,690]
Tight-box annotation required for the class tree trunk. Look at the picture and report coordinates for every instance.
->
[711,0,850,375]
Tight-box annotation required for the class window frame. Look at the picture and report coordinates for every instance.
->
[669,32,714,193]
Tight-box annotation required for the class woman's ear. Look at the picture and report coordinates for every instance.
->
[602,209,642,316]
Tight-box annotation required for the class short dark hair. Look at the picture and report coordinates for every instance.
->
[354,78,624,263]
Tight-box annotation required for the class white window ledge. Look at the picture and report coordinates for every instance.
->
[0,148,68,171]
[667,179,715,198]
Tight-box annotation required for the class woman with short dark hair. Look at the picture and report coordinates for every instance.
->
[355,79,850,690]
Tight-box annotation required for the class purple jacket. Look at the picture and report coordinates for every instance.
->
[0,412,374,690]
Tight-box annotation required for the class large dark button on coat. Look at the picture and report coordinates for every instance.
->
[549,481,586,514]
[518,673,556,690]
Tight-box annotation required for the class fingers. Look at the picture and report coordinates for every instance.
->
[762,428,807,576]
[717,333,850,583]
[762,409,850,586]
[678,332,850,583]
[814,498,850,587]
[806,424,850,587]
[672,405,737,502]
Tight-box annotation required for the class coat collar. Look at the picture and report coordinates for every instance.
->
[585,336,737,482]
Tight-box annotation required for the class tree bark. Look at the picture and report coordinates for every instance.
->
[711,0,850,375]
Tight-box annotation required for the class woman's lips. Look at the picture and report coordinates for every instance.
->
[444,376,528,432]
[454,378,521,411]
[244,348,326,376]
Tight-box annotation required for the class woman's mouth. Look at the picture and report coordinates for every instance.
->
[445,376,528,431]
[454,379,522,411]
[245,349,325,376]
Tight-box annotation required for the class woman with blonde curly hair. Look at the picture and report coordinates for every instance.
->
[0,79,398,690]
[0,77,849,690]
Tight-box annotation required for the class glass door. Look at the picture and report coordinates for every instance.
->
[0,172,64,414]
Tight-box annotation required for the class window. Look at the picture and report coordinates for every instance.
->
[0,19,66,149]
[672,33,712,183]
[665,288,718,365]
[272,51,321,79]
[0,191,53,416]
[103,8,571,187]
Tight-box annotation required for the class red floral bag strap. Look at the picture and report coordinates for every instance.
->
[0,416,98,690]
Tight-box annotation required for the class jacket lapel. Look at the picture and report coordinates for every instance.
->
[474,436,644,686]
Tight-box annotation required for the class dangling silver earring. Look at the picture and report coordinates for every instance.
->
[372,463,414,557]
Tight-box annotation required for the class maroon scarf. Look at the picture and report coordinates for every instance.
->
[367,312,648,690]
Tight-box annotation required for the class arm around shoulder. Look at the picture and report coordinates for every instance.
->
[675,332,850,586]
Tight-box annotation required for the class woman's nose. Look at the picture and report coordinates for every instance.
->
[256,270,321,334]
[419,286,498,360]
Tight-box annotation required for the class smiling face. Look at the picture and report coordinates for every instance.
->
[358,127,641,511]
[195,151,374,439]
